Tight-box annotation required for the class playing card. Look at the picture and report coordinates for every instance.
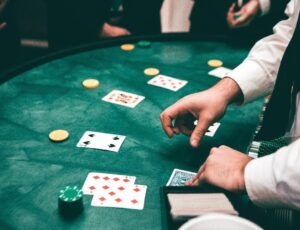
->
[147,75,188,91]
[166,169,196,186]
[208,67,232,78]
[205,122,221,137]
[193,121,221,137]
[102,90,145,108]
[91,184,147,210]
[77,131,126,152]
[82,172,136,195]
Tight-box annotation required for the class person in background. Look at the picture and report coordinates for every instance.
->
[190,0,289,42]
[47,0,163,51]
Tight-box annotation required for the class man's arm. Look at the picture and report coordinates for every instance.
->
[245,139,300,209]
[227,0,299,103]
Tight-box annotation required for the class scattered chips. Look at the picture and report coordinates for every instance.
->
[82,79,99,89]
[144,68,160,76]
[208,59,223,67]
[58,186,83,218]
[49,130,69,142]
[120,44,135,51]
[137,40,151,48]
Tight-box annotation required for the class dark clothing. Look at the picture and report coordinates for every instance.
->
[0,0,20,73]
[190,0,289,42]
[47,0,163,51]
[256,11,300,140]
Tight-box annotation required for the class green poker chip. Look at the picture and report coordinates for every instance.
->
[137,40,151,48]
[58,186,83,218]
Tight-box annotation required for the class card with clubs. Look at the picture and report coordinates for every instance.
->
[147,75,188,91]
[77,131,126,152]
[91,184,147,210]
[82,172,136,195]
[208,67,232,78]
[166,169,196,186]
[194,121,221,137]
[102,90,145,108]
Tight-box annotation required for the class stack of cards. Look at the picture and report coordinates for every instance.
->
[167,169,196,186]
[148,75,188,92]
[77,131,126,153]
[167,193,238,220]
[82,172,147,210]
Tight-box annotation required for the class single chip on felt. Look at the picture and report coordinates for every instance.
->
[137,40,151,48]
[208,59,223,67]
[49,130,69,142]
[58,185,83,218]
[144,67,160,76]
[120,44,135,51]
[82,79,99,89]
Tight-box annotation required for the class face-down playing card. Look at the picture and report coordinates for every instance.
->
[77,131,126,152]
[166,169,197,186]
[91,184,147,210]
[82,172,136,195]
[147,75,188,91]
[102,90,145,108]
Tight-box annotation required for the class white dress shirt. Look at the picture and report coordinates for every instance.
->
[228,0,300,209]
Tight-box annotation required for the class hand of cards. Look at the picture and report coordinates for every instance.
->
[82,172,147,210]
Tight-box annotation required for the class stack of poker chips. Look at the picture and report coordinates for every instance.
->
[58,186,83,218]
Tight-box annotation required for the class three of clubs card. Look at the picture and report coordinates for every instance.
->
[102,90,145,108]
[77,131,126,152]
[148,75,188,91]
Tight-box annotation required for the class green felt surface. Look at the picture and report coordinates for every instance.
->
[0,39,263,230]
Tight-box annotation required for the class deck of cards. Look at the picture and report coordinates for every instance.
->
[83,172,147,210]
[77,131,126,153]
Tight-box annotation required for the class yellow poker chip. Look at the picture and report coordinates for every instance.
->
[49,130,69,142]
[120,44,135,51]
[82,79,99,89]
[144,68,160,76]
[208,59,223,67]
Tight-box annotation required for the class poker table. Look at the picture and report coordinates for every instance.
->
[0,34,264,229]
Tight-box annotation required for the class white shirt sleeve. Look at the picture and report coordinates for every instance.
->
[259,0,271,15]
[227,0,299,104]
[244,139,300,209]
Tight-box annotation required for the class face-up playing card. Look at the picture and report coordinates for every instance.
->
[76,131,126,152]
[208,67,232,78]
[102,90,145,108]
[147,75,188,92]
[194,121,221,137]
[82,172,136,195]
[91,184,147,210]
[166,169,196,186]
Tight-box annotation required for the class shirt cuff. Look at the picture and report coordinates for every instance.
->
[258,0,271,15]
[244,155,283,207]
[227,60,275,104]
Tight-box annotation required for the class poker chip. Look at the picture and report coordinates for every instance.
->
[137,40,151,48]
[120,44,135,51]
[233,13,242,20]
[144,68,160,76]
[208,59,223,67]
[58,186,83,218]
[82,79,99,89]
[49,130,69,142]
